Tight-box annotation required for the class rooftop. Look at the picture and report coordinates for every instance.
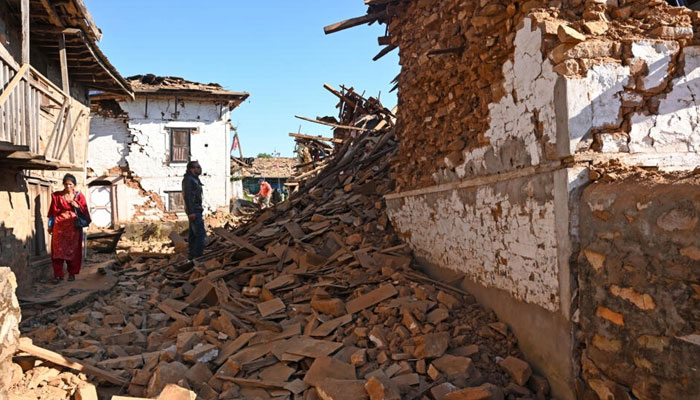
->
[233,157,297,179]
[126,74,249,102]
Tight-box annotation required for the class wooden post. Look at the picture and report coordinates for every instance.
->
[59,34,69,94]
[21,0,29,64]
[20,0,31,149]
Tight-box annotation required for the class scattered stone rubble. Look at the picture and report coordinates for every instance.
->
[17,87,551,399]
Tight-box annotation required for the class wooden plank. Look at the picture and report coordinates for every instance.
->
[21,0,29,64]
[213,227,265,256]
[215,332,256,365]
[283,337,343,358]
[57,109,84,160]
[257,297,285,318]
[289,132,343,144]
[44,100,68,158]
[38,0,63,27]
[0,64,29,108]
[216,376,287,390]
[59,34,70,94]
[346,284,398,314]
[294,115,374,132]
[284,221,306,240]
[17,337,127,385]
[324,12,382,35]
[373,44,398,61]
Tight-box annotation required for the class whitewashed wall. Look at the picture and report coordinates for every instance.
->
[388,17,700,313]
[88,97,233,222]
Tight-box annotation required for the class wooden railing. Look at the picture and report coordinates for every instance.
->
[0,49,77,166]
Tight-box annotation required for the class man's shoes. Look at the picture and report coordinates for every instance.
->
[68,273,75,281]
[52,276,63,284]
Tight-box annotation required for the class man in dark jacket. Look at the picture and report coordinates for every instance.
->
[182,160,205,259]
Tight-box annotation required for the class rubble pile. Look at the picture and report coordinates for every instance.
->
[21,86,550,400]
[357,0,700,191]
[8,360,95,400]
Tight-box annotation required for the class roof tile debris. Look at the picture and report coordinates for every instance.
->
[233,157,297,179]
[126,74,249,100]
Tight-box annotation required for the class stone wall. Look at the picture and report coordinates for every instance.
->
[0,267,21,398]
[579,173,700,400]
[373,0,700,398]
[382,0,700,192]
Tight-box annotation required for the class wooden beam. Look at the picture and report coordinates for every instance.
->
[0,64,29,108]
[44,100,68,158]
[294,115,374,132]
[57,109,84,160]
[71,0,102,41]
[373,44,397,61]
[378,36,392,46]
[37,0,63,27]
[21,0,29,64]
[73,29,133,98]
[289,132,344,144]
[323,83,358,110]
[324,12,382,35]
[365,0,399,5]
[17,338,127,385]
[59,34,70,94]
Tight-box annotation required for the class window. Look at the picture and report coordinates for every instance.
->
[167,191,185,212]
[170,128,190,163]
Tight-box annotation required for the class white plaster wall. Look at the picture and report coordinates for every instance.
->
[454,18,558,179]
[387,173,563,312]
[566,64,629,152]
[90,97,233,221]
[629,45,700,155]
[87,115,130,176]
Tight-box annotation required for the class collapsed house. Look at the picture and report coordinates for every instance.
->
[0,0,133,290]
[231,156,297,200]
[327,0,700,399]
[88,75,249,227]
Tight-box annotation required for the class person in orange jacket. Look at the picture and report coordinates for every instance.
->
[256,178,272,208]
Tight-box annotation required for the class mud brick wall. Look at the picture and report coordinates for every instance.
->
[0,267,21,398]
[578,176,700,400]
[383,0,700,192]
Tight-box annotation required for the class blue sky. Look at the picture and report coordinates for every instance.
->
[84,1,399,158]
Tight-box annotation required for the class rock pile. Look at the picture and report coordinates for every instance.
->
[21,86,549,400]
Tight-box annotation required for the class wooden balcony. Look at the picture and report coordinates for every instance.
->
[0,49,81,170]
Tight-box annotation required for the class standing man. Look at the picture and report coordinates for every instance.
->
[256,178,272,208]
[183,160,205,259]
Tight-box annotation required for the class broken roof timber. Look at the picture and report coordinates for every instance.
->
[323,11,384,34]
[4,0,134,96]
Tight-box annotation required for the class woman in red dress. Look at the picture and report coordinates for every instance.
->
[48,174,90,282]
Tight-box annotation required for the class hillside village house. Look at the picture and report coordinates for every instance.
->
[88,75,248,228]
[0,0,132,289]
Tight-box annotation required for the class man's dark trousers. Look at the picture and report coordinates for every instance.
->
[188,213,205,259]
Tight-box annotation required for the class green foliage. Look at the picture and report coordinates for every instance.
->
[257,153,272,158]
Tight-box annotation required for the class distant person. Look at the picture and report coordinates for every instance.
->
[48,173,91,283]
[183,160,205,259]
[256,178,272,208]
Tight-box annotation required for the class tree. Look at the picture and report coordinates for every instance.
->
[257,153,272,158]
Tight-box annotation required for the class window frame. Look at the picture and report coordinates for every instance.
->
[169,128,191,163]
[166,191,185,212]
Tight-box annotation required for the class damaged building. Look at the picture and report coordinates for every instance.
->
[88,75,249,227]
[329,0,700,399]
[231,156,297,199]
[0,0,133,290]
